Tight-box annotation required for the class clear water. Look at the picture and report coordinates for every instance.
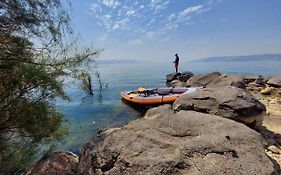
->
[54,60,281,153]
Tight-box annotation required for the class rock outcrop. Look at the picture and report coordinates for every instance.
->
[26,152,79,175]
[167,72,281,96]
[173,86,265,126]
[169,79,186,87]
[166,73,181,82]
[79,108,277,175]
[243,75,261,84]
[186,71,221,87]
[177,71,194,82]
[166,71,194,83]
[247,82,264,91]
[206,74,246,89]
[268,76,281,87]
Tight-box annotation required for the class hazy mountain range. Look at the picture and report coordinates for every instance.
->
[96,59,140,65]
[190,54,281,62]
[96,54,281,64]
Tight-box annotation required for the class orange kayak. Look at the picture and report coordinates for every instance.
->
[120,87,200,105]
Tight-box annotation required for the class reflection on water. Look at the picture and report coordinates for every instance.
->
[120,98,160,115]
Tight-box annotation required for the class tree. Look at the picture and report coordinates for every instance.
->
[0,0,99,173]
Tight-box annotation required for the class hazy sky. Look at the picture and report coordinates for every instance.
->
[69,0,281,61]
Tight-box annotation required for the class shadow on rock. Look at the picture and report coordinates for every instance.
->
[255,126,281,173]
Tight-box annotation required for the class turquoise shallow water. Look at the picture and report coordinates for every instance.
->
[54,60,281,153]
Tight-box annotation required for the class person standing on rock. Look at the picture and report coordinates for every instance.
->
[173,53,180,73]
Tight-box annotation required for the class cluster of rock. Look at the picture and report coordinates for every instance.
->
[166,71,281,96]
[166,71,245,89]
[173,86,265,126]
[27,71,281,175]
[247,76,281,95]
[258,96,281,165]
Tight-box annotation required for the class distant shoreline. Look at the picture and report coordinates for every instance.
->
[96,59,141,65]
[189,53,281,62]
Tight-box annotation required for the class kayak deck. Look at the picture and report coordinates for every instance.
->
[120,87,199,105]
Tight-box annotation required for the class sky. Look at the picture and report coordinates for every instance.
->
[69,0,281,61]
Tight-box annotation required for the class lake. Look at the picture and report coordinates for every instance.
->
[54,60,281,153]
[3,60,278,174]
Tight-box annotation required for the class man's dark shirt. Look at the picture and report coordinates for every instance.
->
[175,55,179,64]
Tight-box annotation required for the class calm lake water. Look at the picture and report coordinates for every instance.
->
[54,60,281,153]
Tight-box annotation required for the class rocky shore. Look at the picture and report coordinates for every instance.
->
[27,72,281,175]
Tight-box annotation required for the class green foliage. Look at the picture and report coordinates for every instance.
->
[0,0,100,173]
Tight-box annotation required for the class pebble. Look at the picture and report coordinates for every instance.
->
[267,145,281,154]
[261,87,274,95]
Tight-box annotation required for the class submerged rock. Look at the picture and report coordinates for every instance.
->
[79,108,277,175]
[173,86,265,126]
[26,151,79,175]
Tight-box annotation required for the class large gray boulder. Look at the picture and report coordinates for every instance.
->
[79,108,277,175]
[267,76,281,87]
[173,86,265,126]
[26,152,79,175]
[186,71,221,87]
[206,74,246,89]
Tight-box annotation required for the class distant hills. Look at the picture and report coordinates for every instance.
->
[191,54,281,62]
[96,59,140,65]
